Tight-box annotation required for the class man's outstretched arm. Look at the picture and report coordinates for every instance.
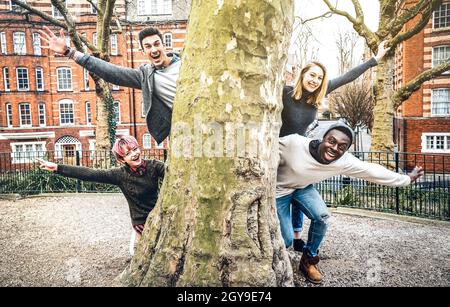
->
[39,26,143,89]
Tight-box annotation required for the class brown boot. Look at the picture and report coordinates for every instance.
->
[299,253,322,284]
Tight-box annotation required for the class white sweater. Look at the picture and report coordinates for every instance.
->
[276,134,411,198]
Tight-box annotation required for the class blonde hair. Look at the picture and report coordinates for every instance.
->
[292,61,328,108]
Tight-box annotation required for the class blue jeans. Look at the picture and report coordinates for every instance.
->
[276,185,330,257]
[292,199,304,233]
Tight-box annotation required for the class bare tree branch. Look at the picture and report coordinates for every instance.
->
[11,0,97,52]
[296,11,332,24]
[87,0,103,15]
[394,59,450,107]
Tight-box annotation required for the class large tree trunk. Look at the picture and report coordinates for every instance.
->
[371,56,396,152]
[120,0,294,286]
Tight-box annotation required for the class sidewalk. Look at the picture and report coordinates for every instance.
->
[0,194,449,286]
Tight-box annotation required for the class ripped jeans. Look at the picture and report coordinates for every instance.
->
[276,185,330,257]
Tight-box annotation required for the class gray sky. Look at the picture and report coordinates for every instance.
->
[292,0,380,78]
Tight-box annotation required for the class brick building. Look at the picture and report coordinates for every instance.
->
[0,0,189,165]
[394,0,450,161]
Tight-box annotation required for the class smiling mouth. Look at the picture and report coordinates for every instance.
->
[325,150,337,160]
[150,53,161,61]
[131,155,140,162]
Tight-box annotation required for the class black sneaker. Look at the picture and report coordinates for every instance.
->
[293,238,305,252]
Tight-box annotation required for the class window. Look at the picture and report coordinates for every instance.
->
[143,134,152,149]
[38,103,46,126]
[112,83,119,90]
[113,101,120,123]
[13,32,26,55]
[10,0,26,12]
[91,0,98,14]
[59,100,74,125]
[83,68,90,90]
[141,100,146,117]
[11,141,46,164]
[156,141,165,149]
[164,33,172,48]
[433,46,450,73]
[85,101,91,125]
[52,1,65,19]
[56,67,72,91]
[138,0,172,15]
[3,67,10,91]
[431,89,450,115]
[422,133,450,153]
[110,34,118,55]
[434,3,450,29]
[33,33,41,55]
[16,68,29,91]
[19,103,32,127]
[93,32,97,47]
[35,67,44,91]
[0,32,6,54]
[6,103,12,127]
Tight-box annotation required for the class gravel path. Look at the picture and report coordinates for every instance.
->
[0,194,449,287]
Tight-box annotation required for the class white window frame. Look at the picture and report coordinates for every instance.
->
[13,32,26,55]
[10,0,26,12]
[141,100,146,117]
[16,67,29,91]
[3,67,10,91]
[431,88,450,116]
[142,134,152,149]
[56,67,73,91]
[88,139,96,160]
[19,103,32,127]
[38,103,46,127]
[93,32,97,47]
[432,45,450,74]
[422,133,450,153]
[59,99,75,126]
[52,2,65,19]
[155,140,165,149]
[85,101,92,125]
[0,32,7,54]
[91,0,98,14]
[112,83,119,90]
[433,3,450,29]
[32,33,41,55]
[164,32,172,48]
[35,67,44,91]
[138,0,173,16]
[6,103,13,128]
[83,68,90,90]
[10,141,46,164]
[110,34,118,55]
[113,101,121,123]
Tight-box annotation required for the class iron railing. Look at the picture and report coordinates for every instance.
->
[0,149,448,220]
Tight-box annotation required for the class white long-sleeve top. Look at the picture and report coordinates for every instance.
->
[276,134,411,198]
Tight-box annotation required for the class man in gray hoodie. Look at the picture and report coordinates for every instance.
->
[39,26,180,144]
[276,122,424,284]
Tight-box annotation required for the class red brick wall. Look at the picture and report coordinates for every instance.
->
[0,10,187,156]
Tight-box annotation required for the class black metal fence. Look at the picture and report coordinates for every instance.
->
[0,149,448,220]
[0,149,167,194]
[315,151,450,220]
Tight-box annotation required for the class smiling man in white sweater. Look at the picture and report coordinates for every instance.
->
[276,122,424,284]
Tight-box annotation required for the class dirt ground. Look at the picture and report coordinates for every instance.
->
[0,193,449,287]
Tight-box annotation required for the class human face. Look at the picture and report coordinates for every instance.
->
[302,65,324,93]
[141,35,170,69]
[318,130,351,163]
[122,146,142,169]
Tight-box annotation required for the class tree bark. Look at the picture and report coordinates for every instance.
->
[120,0,294,287]
[371,56,396,152]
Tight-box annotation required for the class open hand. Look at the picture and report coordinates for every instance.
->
[374,40,390,62]
[36,158,58,172]
[38,25,68,54]
[409,166,424,183]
